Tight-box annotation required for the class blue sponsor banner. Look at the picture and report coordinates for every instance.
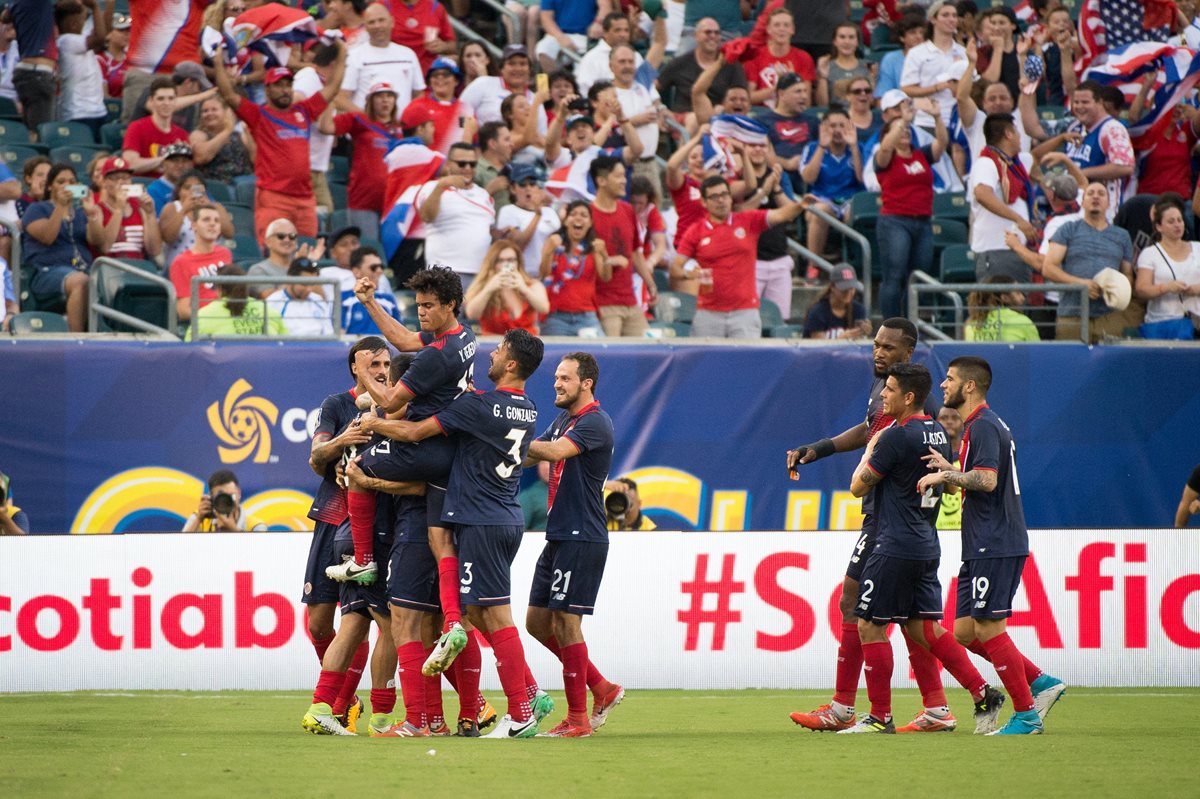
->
[1,340,1195,532]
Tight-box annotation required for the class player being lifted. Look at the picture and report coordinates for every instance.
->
[523,352,625,738]
[359,330,550,738]
[918,356,1067,735]
[330,266,476,681]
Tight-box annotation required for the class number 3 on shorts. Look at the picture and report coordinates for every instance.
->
[461,561,474,586]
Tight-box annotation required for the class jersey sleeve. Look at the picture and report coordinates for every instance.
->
[313,394,345,439]
[866,426,902,477]
[332,112,357,137]
[967,419,1001,472]
[399,347,449,400]
[233,99,261,130]
[432,392,483,436]
[564,412,613,455]
[677,219,701,258]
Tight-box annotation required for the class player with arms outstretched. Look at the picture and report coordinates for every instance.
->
[918,356,1066,735]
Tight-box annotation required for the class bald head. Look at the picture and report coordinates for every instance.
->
[364,3,393,45]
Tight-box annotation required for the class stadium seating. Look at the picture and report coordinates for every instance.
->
[0,119,32,145]
[653,269,671,294]
[0,95,19,119]
[932,192,969,224]
[99,121,127,152]
[931,219,969,263]
[328,155,351,184]
[234,175,257,206]
[49,145,108,170]
[656,291,696,324]
[1,145,42,172]
[9,311,68,335]
[94,259,172,333]
[204,182,236,204]
[104,98,122,122]
[39,122,99,148]
[768,323,805,339]
[759,298,785,332]
[225,233,264,261]
[939,244,977,283]
[328,181,348,210]
[224,204,257,236]
[1038,105,1067,122]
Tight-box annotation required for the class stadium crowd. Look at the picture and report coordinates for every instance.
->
[1,0,1199,342]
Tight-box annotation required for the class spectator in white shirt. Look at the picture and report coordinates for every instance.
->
[459,44,548,132]
[415,142,497,293]
[968,113,1036,282]
[611,44,661,198]
[55,0,109,139]
[267,257,335,336]
[337,2,424,114]
[575,11,640,95]
[495,161,560,278]
[294,43,341,214]
[901,1,967,130]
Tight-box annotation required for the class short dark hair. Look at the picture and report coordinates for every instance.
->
[887,362,933,407]
[563,351,599,393]
[312,42,340,67]
[1152,192,1187,231]
[948,355,993,394]
[880,317,919,348]
[407,264,464,315]
[288,257,318,276]
[700,174,729,199]
[349,245,382,270]
[43,162,77,201]
[503,329,545,379]
[207,469,239,491]
[1095,84,1125,111]
[587,79,614,106]
[548,69,577,92]
[983,112,1015,146]
[588,154,622,184]
[478,122,508,153]
[448,141,477,158]
[389,353,414,384]
[602,11,626,30]
[629,175,657,204]
[55,2,85,27]
[895,13,927,38]
[348,335,388,377]
[1075,80,1104,101]
[148,76,176,97]
[954,0,978,16]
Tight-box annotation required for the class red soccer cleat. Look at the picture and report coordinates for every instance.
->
[540,719,593,738]
[789,704,856,731]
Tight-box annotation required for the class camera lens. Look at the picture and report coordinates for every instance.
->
[605,491,628,518]
[212,493,236,516]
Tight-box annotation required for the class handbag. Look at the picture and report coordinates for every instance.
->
[1138,245,1197,340]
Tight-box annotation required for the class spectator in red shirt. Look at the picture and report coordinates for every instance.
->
[122,77,190,178]
[539,200,612,335]
[744,7,816,109]
[630,174,667,313]
[93,156,162,262]
[1130,77,1200,201]
[589,154,657,337]
[874,105,948,318]
[170,203,233,323]
[213,41,348,245]
[669,175,811,338]
[387,0,457,72]
[403,57,477,155]
[664,124,717,294]
[320,81,403,241]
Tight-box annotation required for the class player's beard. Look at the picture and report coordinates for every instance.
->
[944,386,966,409]
[554,387,579,409]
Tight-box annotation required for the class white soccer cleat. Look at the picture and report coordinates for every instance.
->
[483,714,539,739]
[325,558,377,584]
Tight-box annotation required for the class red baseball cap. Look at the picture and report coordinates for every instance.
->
[100,156,133,178]
[367,81,397,96]
[399,102,436,130]
[264,67,293,85]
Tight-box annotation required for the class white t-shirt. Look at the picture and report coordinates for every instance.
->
[900,40,967,128]
[967,152,1033,252]
[495,204,561,278]
[266,287,335,335]
[293,67,334,172]
[575,40,645,94]
[413,180,496,275]
[0,42,18,103]
[459,76,549,133]
[342,42,425,112]
[1136,242,1200,323]
[319,264,395,296]
[615,81,660,158]
[57,33,106,121]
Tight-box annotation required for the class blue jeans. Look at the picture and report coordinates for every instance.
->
[877,214,933,320]
[541,311,601,336]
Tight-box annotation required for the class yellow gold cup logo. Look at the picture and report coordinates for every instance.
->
[207,379,279,463]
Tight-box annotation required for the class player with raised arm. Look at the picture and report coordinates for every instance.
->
[838,363,990,734]
[918,356,1067,735]
[355,330,548,738]
[523,352,624,738]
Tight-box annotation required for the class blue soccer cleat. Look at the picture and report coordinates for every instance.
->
[1031,674,1067,722]
[987,709,1044,736]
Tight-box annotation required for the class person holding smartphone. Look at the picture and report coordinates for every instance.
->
[93,156,163,262]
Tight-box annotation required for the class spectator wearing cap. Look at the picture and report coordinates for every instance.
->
[460,44,549,132]
[267,257,336,336]
[536,0,599,74]
[387,0,457,73]
[146,143,196,215]
[7,0,58,137]
[121,0,210,124]
[403,56,477,155]
[94,156,162,261]
[752,71,817,195]
[319,224,393,296]
[292,43,342,214]
[337,3,424,116]
[496,161,560,278]
[214,38,348,244]
[900,1,967,131]
[341,245,404,334]
[802,265,871,339]
[190,95,257,187]
[0,471,29,535]
[98,14,130,99]
[122,76,191,179]
[475,121,515,211]
[319,81,404,241]
[862,88,960,193]
[170,202,233,323]
[54,0,109,140]
[415,141,496,293]
[575,11,641,95]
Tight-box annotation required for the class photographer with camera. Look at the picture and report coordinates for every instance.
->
[182,469,267,532]
[0,471,29,535]
[603,476,656,531]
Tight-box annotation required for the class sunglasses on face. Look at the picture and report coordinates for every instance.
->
[273,233,297,240]
[849,87,871,95]
[452,159,477,169]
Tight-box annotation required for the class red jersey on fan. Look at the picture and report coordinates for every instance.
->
[98,201,150,259]
[677,210,770,313]
[235,94,329,196]
[669,174,706,249]
[876,145,935,217]
[591,201,642,308]
[170,246,234,309]
[386,0,454,72]
[404,94,472,154]
[122,117,189,179]
[742,47,817,92]
[332,112,401,212]
[127,0,207,73]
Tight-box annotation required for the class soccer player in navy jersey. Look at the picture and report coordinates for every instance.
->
[838,363,994,734]
[522,352,624,738]
[918,356,1066,735]
[299,336,388,734]
[787,318,993,733]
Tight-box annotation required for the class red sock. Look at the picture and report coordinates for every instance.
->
[903,631,947,708]
[861,641,893,721]
[983,633,1035,712]
[522,663,539,700]
[313,669,343,707]
[423,652,444,729]
[346,490,376,565]
[489,626,533,722]
[927,626,987,701]
[396,641,427,727]
[1022,656,1043,685]
[560,641,590,724]
[437,556,462,629]
[832,622,864,707]
[456,631,482,720]
[370,687,396,716]
[311,633,334,664]
[332,639,369,715]
[965,637,991,661]
[549,635,609,695]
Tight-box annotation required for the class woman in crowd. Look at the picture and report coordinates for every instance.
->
[539,201,610,336]
[816,22,871,107]
[459,40,495,89]
[803,265,871,339]
[190,95,256,185]
[465,241,550,334]
[839,75,881,143]
[17,156,51,220]
[320,82,403,240]
[186,263,288,340]
[964,274,1040,341]
[1135,194,1200,339]
[500,88,548,156]
[159,171,236,267]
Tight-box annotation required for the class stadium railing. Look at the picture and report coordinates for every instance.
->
[806,204,874,313]
[189,275,342,341]
[2,217,20,301]
[88,257,179,336]
[906,270,1091,342]
[469,0,583,63]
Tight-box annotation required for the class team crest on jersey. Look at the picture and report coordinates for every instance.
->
[406,17,418,27]
[294,112,304,123]
[700,237,711,246]
[734,227,746,239]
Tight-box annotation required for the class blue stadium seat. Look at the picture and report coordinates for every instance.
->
[328,155,350,184]
[104,98,122,122]
[224,204,256,237]
[325,208,353,235]
[204,182,235,204]
[327,181,348,210]
[0,144,42,172]
[99,121,126,152]
[49,145,108,170]
[656,291,696,324]
[0,96,18,118]
[653,268,670,294]
[94,259,170,333]
[0,119,31,145]
[932,191,969,224]
[9,311,68,335]
[759,298,785,331]
[225,234,263,261]
[39,121,99,148]
[234,175,257,206]
[939,244,976,283]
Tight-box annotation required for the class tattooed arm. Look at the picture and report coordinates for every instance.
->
[918,468,997,494]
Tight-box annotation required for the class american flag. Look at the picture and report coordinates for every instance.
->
[1083,42,1200,149]
[1077,0,1171,73]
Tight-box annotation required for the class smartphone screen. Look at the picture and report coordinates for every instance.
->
[536,73,548,95]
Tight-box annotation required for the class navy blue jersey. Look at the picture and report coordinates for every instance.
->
[435,388,538,526]
[867,415,950,560]
[400,324,477,421]
[861,375,942,516]
[538,401,614,543]
[959,405,1029,559]
[307,388,361,525]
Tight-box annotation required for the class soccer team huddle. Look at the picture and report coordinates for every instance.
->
[296,266,1064,739]
[299,265,621,739]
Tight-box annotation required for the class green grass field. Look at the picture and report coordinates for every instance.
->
[2,689,1195,798]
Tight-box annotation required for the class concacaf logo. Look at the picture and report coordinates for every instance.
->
[207,379,279,464]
